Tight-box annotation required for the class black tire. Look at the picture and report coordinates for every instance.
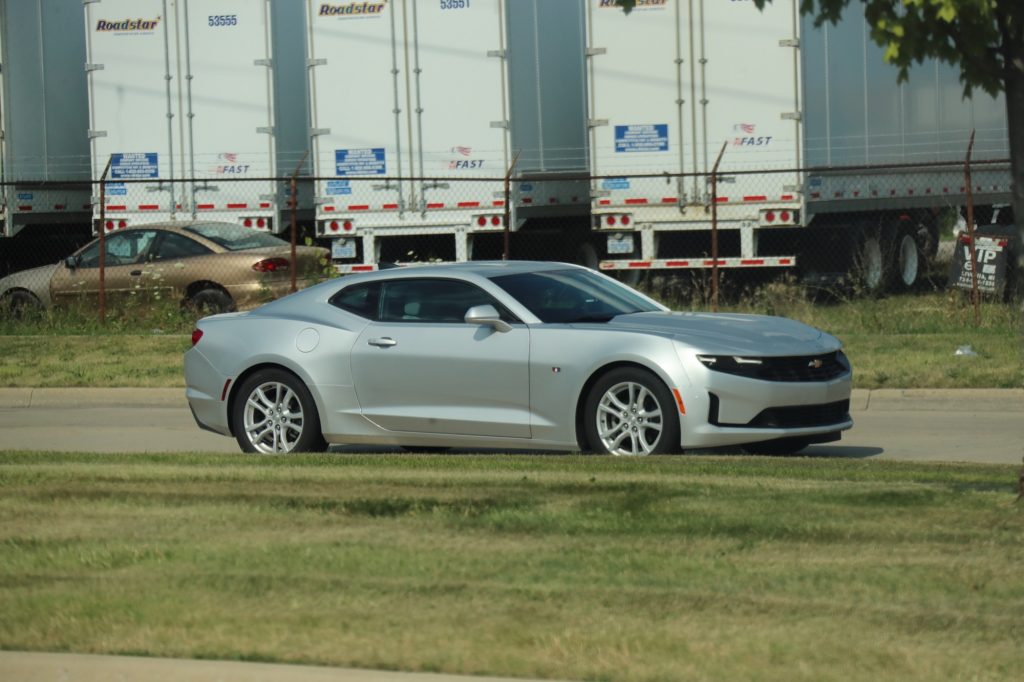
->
[231,369,328,454]
[576,240,600,270]
[189,287,235,314]
[915,219,940,261]
[2,290,43,319]
[743,438,811,456]
[583,367,680,456]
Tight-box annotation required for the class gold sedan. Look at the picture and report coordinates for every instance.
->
[0,221,330,313]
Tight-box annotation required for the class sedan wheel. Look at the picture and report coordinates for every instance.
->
[189,287,235,314]
[585,368,680,456]
[232,370,327,454]
[2,290,42,319]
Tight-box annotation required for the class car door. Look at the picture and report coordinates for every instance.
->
[50,230,159,306]
[349,277,531,438]
[146,231,215,298]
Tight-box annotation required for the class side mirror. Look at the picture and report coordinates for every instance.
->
[464,304,513,333]
[64,256,78,269]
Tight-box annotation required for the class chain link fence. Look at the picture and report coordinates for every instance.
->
[0,158,1018,321]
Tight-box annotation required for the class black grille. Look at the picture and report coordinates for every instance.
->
[709,396,850,429]
[703,351,849,382]
[747,400,851,429]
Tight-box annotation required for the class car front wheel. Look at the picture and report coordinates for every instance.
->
[2,290,42,318]
[232,369,327,454]
[584,368,680,456]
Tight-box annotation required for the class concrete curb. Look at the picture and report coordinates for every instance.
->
[1,387,1022,412]
[855,388,1024,413]
[0,388,184,409]
[0,651,558,682]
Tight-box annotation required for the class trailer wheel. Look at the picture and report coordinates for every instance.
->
[893,226,922,290]
[856,232,887,295]
[915,218,940,261]
[576,241,600,270]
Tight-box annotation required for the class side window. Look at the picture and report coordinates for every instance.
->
[329,282,381,320]
[380,278,515,323]
[77,231,158,267]
[151,233,212,261]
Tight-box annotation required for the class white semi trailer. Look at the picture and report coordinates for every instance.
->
[585,0,1010,289]
[0,0,92,238]
[305,0,591,272]
[84,0,279,233]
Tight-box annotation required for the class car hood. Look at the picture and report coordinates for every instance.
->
[0,263,58,305]
[603,311,841,356]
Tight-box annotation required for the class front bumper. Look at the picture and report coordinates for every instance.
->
[680,364,853,449]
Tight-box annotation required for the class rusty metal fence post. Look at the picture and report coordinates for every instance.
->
[964,130,980,327]
[97,157,112,325]
[709,142,728,313]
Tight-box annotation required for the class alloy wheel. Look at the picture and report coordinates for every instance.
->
[243,381,306,453]
[595,380,665,456]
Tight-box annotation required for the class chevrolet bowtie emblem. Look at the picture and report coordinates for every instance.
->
[808,359,823,369]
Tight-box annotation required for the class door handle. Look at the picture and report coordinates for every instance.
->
[367,337,397,348]
[130,270,142,277]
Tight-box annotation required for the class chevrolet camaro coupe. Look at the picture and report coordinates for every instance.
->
[185,261,853,456]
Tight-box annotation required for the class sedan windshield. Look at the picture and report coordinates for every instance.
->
[184,223,286,251]
[490,268,660,323]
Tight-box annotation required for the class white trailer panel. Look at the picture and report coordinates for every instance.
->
[85,0,277,231]
[307,0,509,250]
[185,0,277,224]
[587,0,799,207]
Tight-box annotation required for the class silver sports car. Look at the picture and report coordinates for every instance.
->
[185,261,852,456]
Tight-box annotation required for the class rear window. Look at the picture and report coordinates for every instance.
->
[184,223,285,251]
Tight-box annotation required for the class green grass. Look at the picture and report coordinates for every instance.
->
[2,289,1019,389]
[1,452,1021,681]
[0,335,189,387]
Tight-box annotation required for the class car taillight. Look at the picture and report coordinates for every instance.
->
[252,257,290,272]
[191,329,203,346]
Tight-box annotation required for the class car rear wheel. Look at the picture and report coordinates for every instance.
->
[232,369,327,454]
[584,367,680,456]
[189,287,235,314]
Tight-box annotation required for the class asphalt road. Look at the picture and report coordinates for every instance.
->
[0,387,1021,463]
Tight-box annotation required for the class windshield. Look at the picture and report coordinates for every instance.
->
[490,268,661,323]
[184,223,286,251]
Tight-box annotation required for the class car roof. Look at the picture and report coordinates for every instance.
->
[106,220,238,234]
[341,260,584,283]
